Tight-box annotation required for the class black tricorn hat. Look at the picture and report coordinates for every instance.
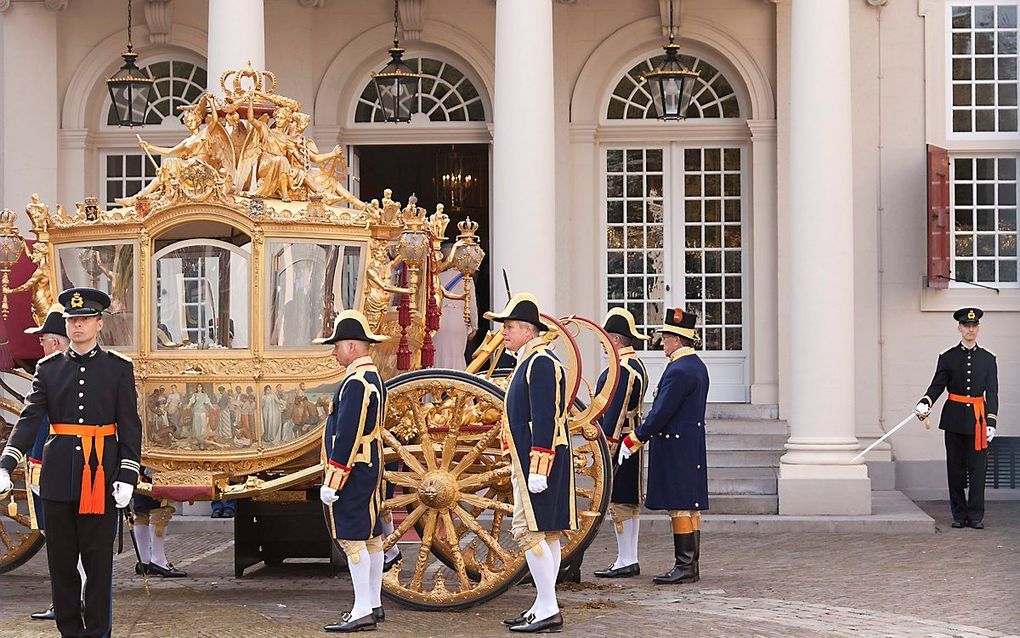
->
[659,307,699,340]
[58,287,111,318]
[314,310,389,345]
[484,293,551,332]
[603,307,649,342]
[24,303,67,338]
[953,307,983,324]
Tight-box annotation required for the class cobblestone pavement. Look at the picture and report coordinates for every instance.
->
[0,500,1017,637]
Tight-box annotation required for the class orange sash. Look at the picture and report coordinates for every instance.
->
[947,394,988,452]
[50,423,117,515]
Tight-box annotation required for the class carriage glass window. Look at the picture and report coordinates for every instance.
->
[266,241,366,347]
[153,240,251,350]
[57,243,136,348]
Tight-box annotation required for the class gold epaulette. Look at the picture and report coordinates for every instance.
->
[108,349,133,362]
[36,351,61,364]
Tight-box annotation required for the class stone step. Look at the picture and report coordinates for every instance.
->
[706,449,785,468]
[708,472,778,495]
[703,494,778,515]
[706,419,789,435]
[706,433,787,451]
[705,403,779,420]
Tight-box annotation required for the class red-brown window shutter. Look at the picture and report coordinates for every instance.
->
[927,144,951,289]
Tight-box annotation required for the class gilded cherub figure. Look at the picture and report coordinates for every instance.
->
[4,242,53,326]
[363,239,410,331]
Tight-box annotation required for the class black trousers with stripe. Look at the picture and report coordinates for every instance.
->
[43,498,117,638]
[944,430,988,524]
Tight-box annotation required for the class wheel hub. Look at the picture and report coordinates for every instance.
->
[418,470,458,509]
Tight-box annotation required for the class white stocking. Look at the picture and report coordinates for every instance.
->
[627,518,640,567]
[347,550,373,620]
[547,535,562,575]
[615,519,639,568]
[133,524,152,565]
[380,516,400,562]
[150,527,169,569]
[368,550,384,609]
[524,540,559,621]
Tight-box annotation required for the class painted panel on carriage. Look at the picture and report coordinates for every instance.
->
[57,243,135,348]
[142,379,335,451]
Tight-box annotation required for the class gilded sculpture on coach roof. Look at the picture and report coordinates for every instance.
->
[363,239,410,331]
[3,241,53,326]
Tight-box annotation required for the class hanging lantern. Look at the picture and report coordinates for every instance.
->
[641,0,700,121]
[106,0,154,127]
[371,1,422,123]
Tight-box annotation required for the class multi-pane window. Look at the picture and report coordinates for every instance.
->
[356,58,486,123]
[951,157,1020,284]
[950,3,1019,133]
[103,153,161,209]
[605,149,665,350]
[607,55,740,120]
[683,148,743,350]
[106,60,206,127]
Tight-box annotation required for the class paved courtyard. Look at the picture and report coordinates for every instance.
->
[1,500,1017,638]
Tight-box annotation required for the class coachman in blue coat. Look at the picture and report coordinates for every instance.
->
[486,293,573,634]
[621,307,709,585]
[0,288,142,638]
[317,310,389,633]
[914,307,999,529]
[593,308,649,579]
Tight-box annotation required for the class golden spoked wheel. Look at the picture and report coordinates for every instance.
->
[0,391,46,575]
[375,369,612,611]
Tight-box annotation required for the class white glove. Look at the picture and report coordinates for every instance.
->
[112,481,134,509]
[0,469,11,496]
[320,485,339,505]
[914,402,930,420]
[527,473,548,494]
[987,426,996,443]
[618,445,633,464]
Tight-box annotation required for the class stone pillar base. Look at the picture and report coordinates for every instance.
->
[778,463,872,515]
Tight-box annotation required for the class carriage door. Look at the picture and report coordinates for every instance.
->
[605,144,749,402]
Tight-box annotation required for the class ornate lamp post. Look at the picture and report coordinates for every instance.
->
[106,0,155,127]
[0,209,26,319]
[450,218,485,328]
[642,0,700,120]
[371,0,422,123]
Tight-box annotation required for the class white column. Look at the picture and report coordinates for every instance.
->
[492,0,557,312]
[206,0,265,97]
[778,0,871,515]
[748,120,779,405]
[0,2,59,229]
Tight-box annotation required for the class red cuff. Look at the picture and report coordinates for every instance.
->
[622,433,644,453]
[325,460,351,490]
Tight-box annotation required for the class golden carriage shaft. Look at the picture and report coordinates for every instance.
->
[0,67,621,610]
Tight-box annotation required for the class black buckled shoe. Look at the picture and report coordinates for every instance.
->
[968,520,985,529]
[509,612,564,633]
[383,550,402,573]
[372,606,385,623]
[593,563,640,578]
[502,610,530,627]
[149,562,187,577]
[135,561,150,575]
[30,604,55,621]
[951,520,967,529]
[324,612,377,633]
[652,533,699,585]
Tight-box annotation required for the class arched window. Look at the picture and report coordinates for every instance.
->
[607,54,740,120]
[355,57,486,123]
[98,58,207,209]
[106,60,207,126]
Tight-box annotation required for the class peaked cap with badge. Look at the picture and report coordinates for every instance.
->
[58,287,111,318]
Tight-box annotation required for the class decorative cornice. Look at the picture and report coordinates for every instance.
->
[0,0,69,11]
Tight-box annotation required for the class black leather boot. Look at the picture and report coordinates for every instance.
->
[693,530,701,579]
[652,533,698,585]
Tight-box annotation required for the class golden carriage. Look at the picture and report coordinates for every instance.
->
[0,67,620,610]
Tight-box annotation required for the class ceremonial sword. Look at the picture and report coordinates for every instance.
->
[851,412,930,463]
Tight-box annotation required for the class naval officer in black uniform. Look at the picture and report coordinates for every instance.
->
[0,287,142,638]
[620,308,709,585]
[914,307,999,529]
[593,308,649,579]
[317,310,389,633]
[488,293,574,633]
